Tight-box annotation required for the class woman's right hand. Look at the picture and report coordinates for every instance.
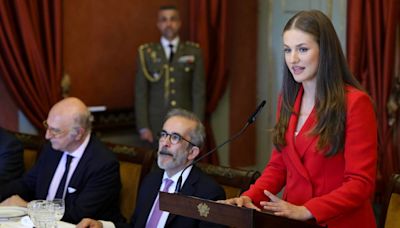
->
[217,196,260,211]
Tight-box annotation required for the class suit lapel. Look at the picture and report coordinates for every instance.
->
[156,43,167,63]
[174,42,185,63]
[294,110,318,157]
[285,87,314,182]
[136,170,163,227]
[65,135,99,198]
[165,167,199,225]
[66,137,91,194]
[37,145,63,199]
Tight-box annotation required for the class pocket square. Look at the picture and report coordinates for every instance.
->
[67,187,76,193]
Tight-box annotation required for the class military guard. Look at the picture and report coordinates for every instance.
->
[135,5,206,144]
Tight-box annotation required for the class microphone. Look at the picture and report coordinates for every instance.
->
[175,100,266,192]
[248,100,266,124]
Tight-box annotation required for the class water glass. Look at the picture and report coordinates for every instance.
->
[52,198,65,221]
[27,200,56,228]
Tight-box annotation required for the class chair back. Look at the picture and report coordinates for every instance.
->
[10,131,43,172]
[10,130,157,222]
[196,163,261,199]
[107,143,155,221]
[381,173,400,228]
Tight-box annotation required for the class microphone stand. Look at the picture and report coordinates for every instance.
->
[175,100,266,193]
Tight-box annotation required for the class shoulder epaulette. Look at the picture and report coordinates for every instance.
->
[138,42,158,51]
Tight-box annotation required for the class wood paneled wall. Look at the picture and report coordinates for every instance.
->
[1,1,258,167]
[63,0,189,108]
[228,0,258,166]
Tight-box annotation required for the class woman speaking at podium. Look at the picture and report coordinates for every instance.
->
[221,10,377,228]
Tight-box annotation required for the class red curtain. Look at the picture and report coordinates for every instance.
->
[347,0,400,200]
[189,1,228,164]
[0,0,63,130]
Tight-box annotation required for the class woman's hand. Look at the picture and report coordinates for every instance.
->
[260,190,313,221]
[217,195,260,211]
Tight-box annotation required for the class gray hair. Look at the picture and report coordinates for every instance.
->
[165,108,205,148]
[72,109,93,131]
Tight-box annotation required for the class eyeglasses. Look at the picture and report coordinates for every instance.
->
[159,130,197,147]
[43,121,67,138]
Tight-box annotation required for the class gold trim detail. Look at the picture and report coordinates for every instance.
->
[163,64,170,101]
[197,203,210,217]
[138,45,165,83]
[138,45,171,101]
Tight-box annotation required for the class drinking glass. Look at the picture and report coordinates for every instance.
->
[52,199,65,221]
[27,200,55,228]
[27,200,38,225]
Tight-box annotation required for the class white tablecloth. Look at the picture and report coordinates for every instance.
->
[0,206,75,228]
[0,217,75,228]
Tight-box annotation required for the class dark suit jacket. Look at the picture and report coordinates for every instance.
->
[117,166,226,228]
[135,41,206,135]
[0,134,123,224]
[0,128,24,185]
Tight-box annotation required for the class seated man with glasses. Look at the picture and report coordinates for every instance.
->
[0,97,123,224]
[77,108,226,228]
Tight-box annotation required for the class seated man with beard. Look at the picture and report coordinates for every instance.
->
[78,108,226,228]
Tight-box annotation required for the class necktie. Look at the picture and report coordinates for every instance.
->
[168,44,174,63]
[55,155,73,199]
[146,178,174,228]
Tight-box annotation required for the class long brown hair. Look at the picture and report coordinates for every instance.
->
[272,10,364,156]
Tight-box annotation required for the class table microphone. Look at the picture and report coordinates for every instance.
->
[175,100,266,193]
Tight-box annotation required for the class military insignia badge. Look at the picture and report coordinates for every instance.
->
[150,51,157,62]
[178,55,195,63]
[153,72,160,80]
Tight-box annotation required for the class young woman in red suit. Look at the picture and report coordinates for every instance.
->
[221,10,377,228]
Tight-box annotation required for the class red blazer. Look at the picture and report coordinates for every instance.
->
[243,86,377,228]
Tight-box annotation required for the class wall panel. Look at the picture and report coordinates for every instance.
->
[63,0,189,108]
[228,0,258,166]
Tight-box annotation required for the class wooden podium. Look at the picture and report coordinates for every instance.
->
[159,192,324,228]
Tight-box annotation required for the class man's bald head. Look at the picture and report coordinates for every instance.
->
[45,97,92,152]
[49,97,92,131]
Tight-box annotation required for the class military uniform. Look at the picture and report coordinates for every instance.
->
[135,41,206,136]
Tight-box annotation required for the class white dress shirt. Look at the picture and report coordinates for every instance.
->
[160,36,179,59]
[101,166,193,228]
[146,166,192,228]
[46,133,91,200]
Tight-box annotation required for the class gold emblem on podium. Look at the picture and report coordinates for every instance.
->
[197,203,210,217]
